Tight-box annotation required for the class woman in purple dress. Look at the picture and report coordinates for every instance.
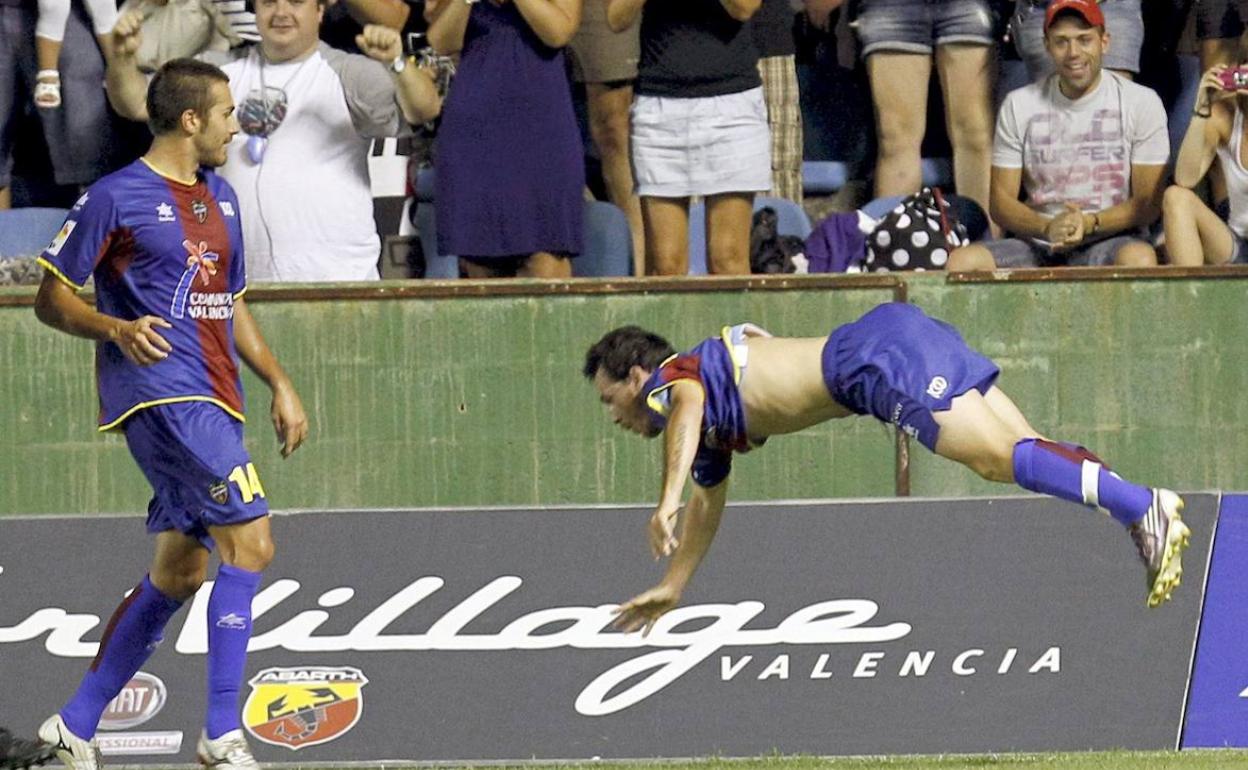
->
[427,0,584,278]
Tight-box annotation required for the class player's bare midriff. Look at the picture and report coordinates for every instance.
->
[738,336,852,440]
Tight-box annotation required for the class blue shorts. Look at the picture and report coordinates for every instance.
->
[821,303,1000,451]
[853,0,996,56]
[123,401,268,548]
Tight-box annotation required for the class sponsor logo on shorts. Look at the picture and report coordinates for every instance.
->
[243,666,368,750]
[99,672,167,730]
[926,376,949,399]
[209,480,229,505]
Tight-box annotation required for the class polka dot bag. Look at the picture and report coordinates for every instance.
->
[865,187,968,272]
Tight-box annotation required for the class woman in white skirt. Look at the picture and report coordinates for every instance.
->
[607,0,770,275]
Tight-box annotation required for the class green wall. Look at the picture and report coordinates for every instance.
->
[2,274,1244,515]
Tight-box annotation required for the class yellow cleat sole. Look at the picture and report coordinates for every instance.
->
[1146,503,1191,609]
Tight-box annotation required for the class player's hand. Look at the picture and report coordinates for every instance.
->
[270,380,308,458]
[1044,203,1084,251]
[112,316,172,365]
[356,25,404,64]
[111,9,145,60]
[613,583,682,636]
[648,505,680,559]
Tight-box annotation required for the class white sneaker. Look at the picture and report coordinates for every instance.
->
[36,716,99,770]
[196,730,259,770]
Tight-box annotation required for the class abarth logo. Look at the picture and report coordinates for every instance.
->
[243,667,368,750]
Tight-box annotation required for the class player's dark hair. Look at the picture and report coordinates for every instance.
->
[583,326,676,382]
[147,59,230,136]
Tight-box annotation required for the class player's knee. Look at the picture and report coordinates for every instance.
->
[220,536,275,572]
[151,566,206,601]
[969,442,1017,483]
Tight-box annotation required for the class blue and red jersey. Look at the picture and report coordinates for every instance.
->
[38,160,249,431]
[641,324,766,488]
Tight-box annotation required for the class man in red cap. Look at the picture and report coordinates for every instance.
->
[947,0,1169,270]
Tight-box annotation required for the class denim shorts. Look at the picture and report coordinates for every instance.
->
[853,0,996,56]
[1010,0,1143,77]
[981,234,1146,267]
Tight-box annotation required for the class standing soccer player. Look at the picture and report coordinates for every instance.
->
[32,59,308,770]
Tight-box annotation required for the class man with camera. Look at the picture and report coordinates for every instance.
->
[946,0,1169,270]
[1160,41,1248,266]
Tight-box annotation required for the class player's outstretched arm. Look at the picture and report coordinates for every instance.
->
[34,272,172,365]
[232,297,308,458]
[650,381,706,558]
[615,480,728,635]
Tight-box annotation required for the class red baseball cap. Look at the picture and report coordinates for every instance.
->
[1044,0,1105,31]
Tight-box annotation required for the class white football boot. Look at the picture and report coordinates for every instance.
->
[196,730,259,770]
[1129,488,1192,608]
[36,716,99,770]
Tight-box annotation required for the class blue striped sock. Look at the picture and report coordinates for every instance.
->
[1012,438,1152,527]
[205,564,262,740]
[61,575,183,739]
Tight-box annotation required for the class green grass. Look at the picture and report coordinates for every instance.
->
[302,752,1248,770]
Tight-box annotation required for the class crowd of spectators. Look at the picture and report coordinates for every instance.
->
[2,0,1248,281]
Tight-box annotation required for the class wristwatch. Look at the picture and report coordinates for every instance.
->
[390,55,407,74]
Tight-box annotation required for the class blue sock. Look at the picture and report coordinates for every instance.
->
[205,564,262,740]
[61,575,183,739]
[1012,438,1152,527]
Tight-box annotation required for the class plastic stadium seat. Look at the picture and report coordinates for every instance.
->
[920,157,953,188]
[0,207,69,258]
[801,161,851,196]
[574,201,633,277]
[416,200,635,278]
[688,196,814,275]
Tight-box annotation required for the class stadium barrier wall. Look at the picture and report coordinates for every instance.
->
[1,270,1245,515]
[0,495,1222,762]
[1182,493,1248,749]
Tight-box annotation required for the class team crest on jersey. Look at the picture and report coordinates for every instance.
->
[243,667,368,751]
[208,480,229,505]
[192,199,209,223]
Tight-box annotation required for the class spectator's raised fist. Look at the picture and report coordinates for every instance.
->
[356,25,404,64]
[111,9,145,60]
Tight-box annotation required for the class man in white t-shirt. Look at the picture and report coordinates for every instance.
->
[947,0,1168,270]
[105,0,441,282]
